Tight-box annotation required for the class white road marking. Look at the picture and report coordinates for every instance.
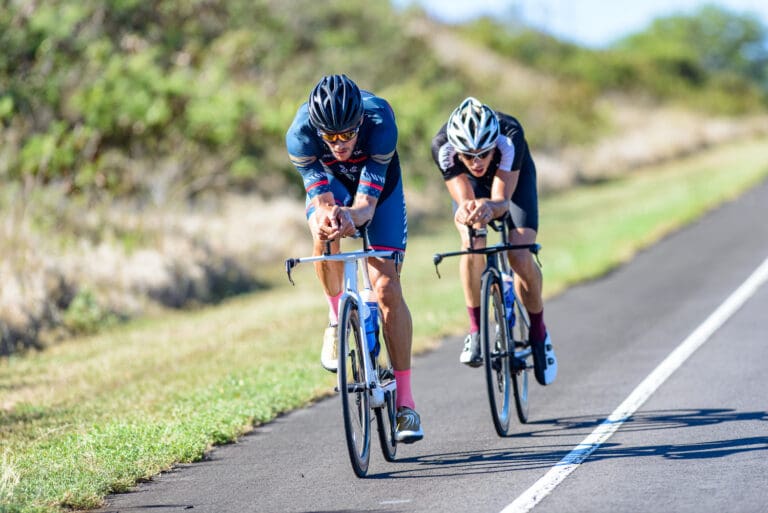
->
[501,256,768,513]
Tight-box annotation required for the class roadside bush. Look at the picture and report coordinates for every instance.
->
[63,288,118,335]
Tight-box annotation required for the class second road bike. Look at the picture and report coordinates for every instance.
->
[433,212,541,436]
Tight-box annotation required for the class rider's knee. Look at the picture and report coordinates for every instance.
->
[374,274,403,306]
[508,250,536,275]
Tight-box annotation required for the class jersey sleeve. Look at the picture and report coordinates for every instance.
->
[496,135,516,172]
[357,95,396,199]
[498,114,526,171]
[285,104,331,199]
[431,124,463,181]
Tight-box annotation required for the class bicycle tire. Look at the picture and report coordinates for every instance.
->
[511,298,531,423]
[480,271,513,436]
[375,369,397,462]
[338,300,371,477]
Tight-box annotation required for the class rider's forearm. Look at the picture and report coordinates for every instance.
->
[483,198,510,219]
[310,193,337,214]
[346,193,377,227]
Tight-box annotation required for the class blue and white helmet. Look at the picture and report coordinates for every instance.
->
[446,97,500,153]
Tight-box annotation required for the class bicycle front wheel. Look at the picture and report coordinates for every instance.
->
[338,300,371,477]
[480,271,513,437]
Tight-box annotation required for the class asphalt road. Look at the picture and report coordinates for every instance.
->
[98,179,768,513]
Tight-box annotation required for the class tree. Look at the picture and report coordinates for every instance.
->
[619,5,768,91]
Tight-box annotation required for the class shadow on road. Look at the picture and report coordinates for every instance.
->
[372,408,767,478]
[525,408,768,437]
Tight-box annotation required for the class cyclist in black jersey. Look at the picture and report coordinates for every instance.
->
[431,97,557,386]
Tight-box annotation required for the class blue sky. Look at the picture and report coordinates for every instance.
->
[392,0,768,48]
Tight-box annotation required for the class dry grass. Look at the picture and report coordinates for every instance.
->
[0,190,310,354]
[568,101,768,182]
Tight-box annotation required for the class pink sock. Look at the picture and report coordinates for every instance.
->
[394,369,415,410]
[326,291,342,325]
[467,306,481,334]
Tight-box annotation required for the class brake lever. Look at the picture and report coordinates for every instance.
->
[433,254,443,279]
[285,259,297,286]
[533,244,542,267]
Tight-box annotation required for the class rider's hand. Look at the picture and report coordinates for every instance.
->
[335,206,356,238]
[467,200,493,225]
[312,206,339,241]
[457,199,492,226]
[454,201,473,226]
[314,205,355,241]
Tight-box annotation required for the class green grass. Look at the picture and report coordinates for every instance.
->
[1,137,767,512]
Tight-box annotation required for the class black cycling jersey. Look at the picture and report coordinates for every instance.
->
[431,112,539,231]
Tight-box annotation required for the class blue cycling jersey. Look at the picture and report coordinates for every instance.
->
[286,91,400,202]
[286,90,408,251]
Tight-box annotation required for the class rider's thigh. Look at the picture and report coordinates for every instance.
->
[508,226,537,245]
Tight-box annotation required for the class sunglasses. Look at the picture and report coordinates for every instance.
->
[459,148,493,160]
[318,128,359,143]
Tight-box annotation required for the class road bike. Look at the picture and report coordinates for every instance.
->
[285,226,400,477]
[433,212,540,436]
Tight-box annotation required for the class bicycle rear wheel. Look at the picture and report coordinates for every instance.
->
[338,300,371,477]
[376,344,397,461]
[511,298,531,423]
[480,271,513,436]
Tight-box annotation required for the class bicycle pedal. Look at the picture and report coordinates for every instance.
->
[511,357,527,371]
[378,367,395,382]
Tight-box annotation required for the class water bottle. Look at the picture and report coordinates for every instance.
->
[361,287,380,356]
[501,272,516,332]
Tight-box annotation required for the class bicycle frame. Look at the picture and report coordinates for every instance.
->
[285,233,402,407]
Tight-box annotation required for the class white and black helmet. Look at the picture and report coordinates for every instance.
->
[446,97,500,153]
[307,74,364,133]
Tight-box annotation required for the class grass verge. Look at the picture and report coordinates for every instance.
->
[0,137,766,512]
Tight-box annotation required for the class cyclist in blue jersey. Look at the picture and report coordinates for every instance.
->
[431,97,557,386]
[286,74,422,443]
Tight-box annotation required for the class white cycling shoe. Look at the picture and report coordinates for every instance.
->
[532,333,557,385]
[321,325,338,373]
